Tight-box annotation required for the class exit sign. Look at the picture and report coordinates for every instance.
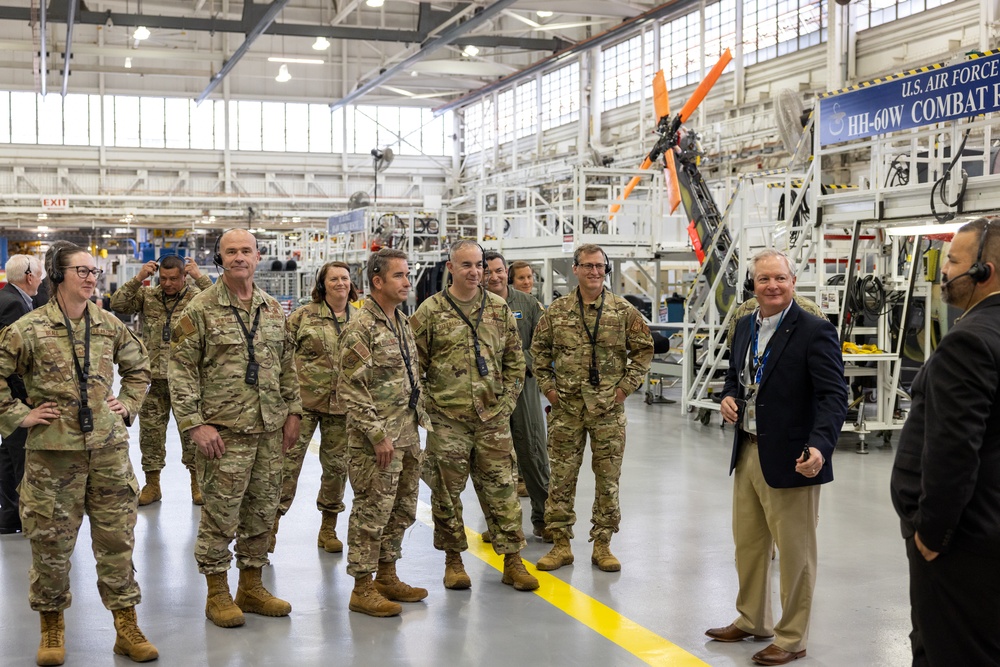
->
[41,198,69,211]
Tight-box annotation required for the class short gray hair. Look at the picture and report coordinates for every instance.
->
[748,249,794,278]
[5,254,42,284]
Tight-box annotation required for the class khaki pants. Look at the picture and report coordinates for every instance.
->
[732,439,820,653]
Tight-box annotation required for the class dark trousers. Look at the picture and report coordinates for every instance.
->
[0,427,26,531]
[907,536,1000,666]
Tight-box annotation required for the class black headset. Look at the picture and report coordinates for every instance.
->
[574,248,612,275]
[315,265,327,296]
[213,229,259,268]
[50,246,66,284]
[968,219,996,283]
[743,271,755,295]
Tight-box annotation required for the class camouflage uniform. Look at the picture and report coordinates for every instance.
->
[0,300,150,611]
[531,287,653,542]
[278,300,358,519]
[169,280,301,575]
[110,273,211,473]
[411,288,526,554]
[338,299,431,578]
[505,288,549,531]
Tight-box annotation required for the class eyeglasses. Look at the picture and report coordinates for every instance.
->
[67,266,104,278]
[576,263,607,273]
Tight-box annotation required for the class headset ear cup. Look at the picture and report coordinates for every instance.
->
[744,273,755,294]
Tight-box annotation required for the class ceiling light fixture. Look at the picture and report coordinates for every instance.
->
[366,0,385,6]
[133,26,151,41]
[124,57,132,69]
[268,56,325,65]
[462,44,480,57]
[411,70,418,77]
[312,36,331,51]
[275,64,292,82]
[536,10,553,17]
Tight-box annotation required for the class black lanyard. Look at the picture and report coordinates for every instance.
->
[229,302,262,385]
[443,288,489,377]
[326,301,350,335]
[373,300,420,410]
[577,289,605,386]
[160,287,187,342]
[60,305,95,432]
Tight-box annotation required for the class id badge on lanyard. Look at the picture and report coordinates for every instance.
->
[743,384,758,432]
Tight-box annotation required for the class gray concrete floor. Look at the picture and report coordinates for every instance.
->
[0,390,912,666]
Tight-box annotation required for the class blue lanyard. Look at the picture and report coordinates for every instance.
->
[750,309,785,384]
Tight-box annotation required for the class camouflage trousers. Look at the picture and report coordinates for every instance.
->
[194,428,282,574]
[139,378,196,473]
[423,412,526,554]
[345,419,422,578]
[19,444,141,612]
[277,410,348,517]
[511,374,550,528]
[545,400,626,542]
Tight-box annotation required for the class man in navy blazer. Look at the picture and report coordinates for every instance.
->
[0,254,43,534]
[706,249,847,666]
[891,217,1000,666]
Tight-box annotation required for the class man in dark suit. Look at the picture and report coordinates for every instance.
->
[706,249,847,666]
[0,254,43,533]
[891,216,1000,666]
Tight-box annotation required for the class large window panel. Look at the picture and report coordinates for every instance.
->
[115,96,140,147]
[103,95,116,147]
[856,0,953,30]
[88,95,102,147]
[261,101,285,152]
[0,92,10,143]
[515,80,537,140]
[63,94,89,146]
[354,106,378,154]
[376,106,399,149]
[743,0,824,66]
[465,101,483,155]
[497,90,515,144]
[285,103,308,152]
[309,104,332,153]
[397,107,422,156]
[213,100,226,150]
[602,35,653,111]
[331,106,344,153]
[237,101,262,151]
[165,98,189,149]
[11,92,37,144]
[139,97,165,148]
[190,99,214,149]
[37,94,63,145]
[423,109,447,156]
[541,62,580,131]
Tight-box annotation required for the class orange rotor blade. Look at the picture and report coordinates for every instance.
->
[664,149,682,215]
[678,48,733,123]
[652,70,670,122]
[609,156,653,218]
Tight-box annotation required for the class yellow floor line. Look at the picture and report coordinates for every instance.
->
[416,502,708,666]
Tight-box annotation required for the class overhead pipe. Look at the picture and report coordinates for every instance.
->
[60,0,78,97]
[39,0,46,97]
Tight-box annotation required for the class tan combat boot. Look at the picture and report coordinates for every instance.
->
[592,538,621,572]
[111,606,158,662]
[267,514,280,553]
[374,560,428,602]
[234,567,292,617]
[349,575,402,617]
[189,469,203,506]
[517,480,528,497]
[536,537,574,571]
[317,511,344,553]
[36,610,65,666]
[137,471,161,506]
[205,572,245,628]
[443,551,472,590]
[502,553,540,591]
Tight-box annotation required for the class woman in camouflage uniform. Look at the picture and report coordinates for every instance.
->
[270,261,359,553]
[0,241,155,666]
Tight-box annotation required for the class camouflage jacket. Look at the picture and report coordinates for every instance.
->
[338,299,431,447]
[169,279,302,434]
[532,287,654,414]
[0,300,150,450]
[287,300,359,415]
[110,274,212,379]
[411,287,524,423]
[504,287,544,374]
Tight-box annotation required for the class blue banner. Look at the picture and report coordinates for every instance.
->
[327,208,366,235]
[819,53,1000,146]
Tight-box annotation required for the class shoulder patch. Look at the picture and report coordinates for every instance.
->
[352,340,371,362]
[409,313,422,331]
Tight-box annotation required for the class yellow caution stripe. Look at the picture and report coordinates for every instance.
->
[821,50,1000,98]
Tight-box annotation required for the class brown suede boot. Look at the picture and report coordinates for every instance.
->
[267,514,280,553]
[592,538,621,572]
[374,560,428,602]
[536,537,574,571]
[36,611,65,666]
[205,572,245,628]
[443,551,472,590]
[349,575,402,617]
[502,553,540,591]
[189,469,203,506]
[317,511,343,553]
[137,471,161,506]
[234,567,292,617]
[111,606,158,662]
